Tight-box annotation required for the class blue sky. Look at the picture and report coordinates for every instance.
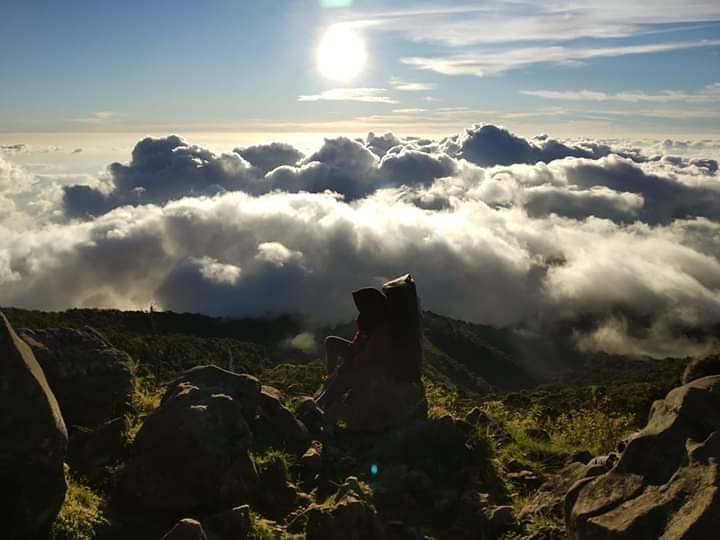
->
[2,0,719,137]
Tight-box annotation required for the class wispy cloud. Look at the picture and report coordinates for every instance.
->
[66,111,123,124]
[390,78,437,91]
[298,88,398,103]
[341,1,720,46]
[523,83,720,103]
[402,40,720,76]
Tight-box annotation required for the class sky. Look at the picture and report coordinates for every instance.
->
[2,1,720,359]
[1,0,719,140]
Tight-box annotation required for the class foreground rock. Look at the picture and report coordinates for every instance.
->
[0,312,68,539]
[20,326,134,429]
[125,365,260,512]
[306,477,386,540]
[253,385,310,454]
[566,375,720,539]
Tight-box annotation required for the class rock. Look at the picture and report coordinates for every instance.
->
[20,326,134,429]
[683,354,720,384]
[465,406,491,426]
[0,312,68,539]
[565,450,593,466]
[294,396,327,439]
[342,376,428,432]
[253,385,310,454]
[522,462,590,518]
[525,427,551,442]
[69,416,128,478]
[507,469,543,492]
[161,518,208,540]
[306,476,386,540]
[124,365,260,511]
[487,505,516,531]
[204,505,251,540]
[302,446,323,474]
[566,375,720,539]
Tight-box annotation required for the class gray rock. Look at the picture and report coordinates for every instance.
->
[306,476,386,540]
[204,505,251,540]
[253,385,310,454]
[161,518,208,540]
[125,365,260,511]
[522,462,590,518]
[69,416,128,478]
[566,375,720,539]
[20,326,134,429]
[0,312,68,539]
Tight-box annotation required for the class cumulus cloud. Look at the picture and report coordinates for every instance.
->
[5,123,720,358]
[445,124,612,166]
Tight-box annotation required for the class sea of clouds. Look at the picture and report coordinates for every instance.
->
[2,124,720,358]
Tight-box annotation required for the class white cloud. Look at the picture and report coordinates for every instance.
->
[402,40,720,76]
[66,111,123,124]
[298,88,398,103]
[4,124,720,358]
[390,79,437,91]
[523,83,720,103]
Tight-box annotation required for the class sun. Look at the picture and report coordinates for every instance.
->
[317,25,367,82]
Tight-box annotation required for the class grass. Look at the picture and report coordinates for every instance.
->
[125,375,164,444]
[254,449,296,482]
[50,475,108,540]
[482,399,635,469]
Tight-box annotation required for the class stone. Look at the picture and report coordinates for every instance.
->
[306,476,386,540]
[69,416,128,478]
[525,427,551,442]
[20,326,134,429]
[341,375,427,432]
[124,365,260,511]
[487,505,516,530]
[204,504,251,540]
[302,446,323,474]
[465,407,491,426]
[161,518,208,540]
[566,375,720,539]
[522,462,590,518]
[0,312,68,539]
[253,385,310,454]
[294,396,327,439]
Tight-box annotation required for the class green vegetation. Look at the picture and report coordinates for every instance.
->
[50,475,108,540]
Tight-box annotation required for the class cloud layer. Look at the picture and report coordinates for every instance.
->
[3,123,720,358]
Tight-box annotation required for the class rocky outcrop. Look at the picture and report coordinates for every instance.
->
[20,326,134,429]
[161,518,207,540]
[0,312,68,539]
[124,365,260,512]
[565,375,720,539]
[253,385,310,454]
[306,477,386,540]
[341,375,427,432]
[523,461,591,518]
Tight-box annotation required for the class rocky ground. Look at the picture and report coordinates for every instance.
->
[2,308,717,539]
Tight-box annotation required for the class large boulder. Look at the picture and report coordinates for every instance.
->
[0,312,68,538]
[341,375,427,432]
[565,375,720,539]
[124,365,260,512]
[20,326,134,429]
[253,385,310,454]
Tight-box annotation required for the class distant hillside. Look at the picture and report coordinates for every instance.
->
[2,306,686,420]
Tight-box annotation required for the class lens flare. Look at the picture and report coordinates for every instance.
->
[317,24,367,82]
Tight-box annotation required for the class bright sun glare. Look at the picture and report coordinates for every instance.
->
[317,24,367,82]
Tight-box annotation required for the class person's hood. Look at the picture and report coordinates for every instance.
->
[352,287,387,319]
